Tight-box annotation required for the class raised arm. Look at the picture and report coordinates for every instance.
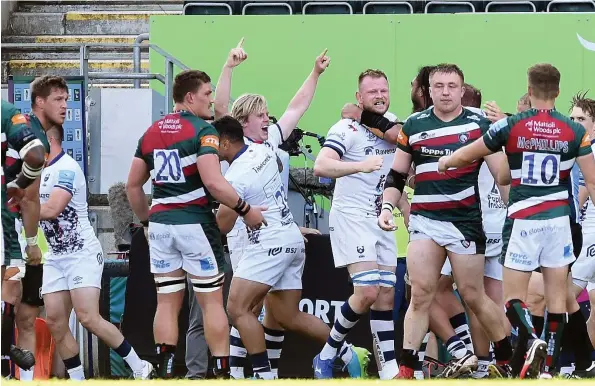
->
[214,38,247,120]
[276,49,330,140]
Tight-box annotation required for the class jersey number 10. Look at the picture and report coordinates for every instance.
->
[521,152,560,187]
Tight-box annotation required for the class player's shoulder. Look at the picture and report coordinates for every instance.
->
[404,107,432,123]
[57,153,83,173]
[463,106,489,122]
[329,118,361,134]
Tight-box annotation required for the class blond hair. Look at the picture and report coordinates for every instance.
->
[230,93,268,124]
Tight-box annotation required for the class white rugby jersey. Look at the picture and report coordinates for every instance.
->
[39,151,99,256]
[581,141,595,231]
[478,162,506,234]
[323,112,398,217]
[226,123,288,239]
[225,143,301,247]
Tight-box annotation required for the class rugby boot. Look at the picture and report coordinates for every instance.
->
[519,339,547,379]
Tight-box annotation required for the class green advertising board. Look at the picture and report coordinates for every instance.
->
[150,13,595,256]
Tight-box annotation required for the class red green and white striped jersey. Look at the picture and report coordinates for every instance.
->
[483,109,592,220]
[397,106,491,223]
[134,111,220,225]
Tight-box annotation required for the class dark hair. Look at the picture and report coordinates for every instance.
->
[413,65,436,112]
[212,116,244,144]
[172,70,211,103]
[570,90,595,120]
[358,69,388,86]
[527,64,560,100]
[429,63,465,84]
[462,83,482,108]
[30,76,68,107]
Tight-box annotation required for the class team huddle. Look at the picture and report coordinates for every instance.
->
[2,40,595,380]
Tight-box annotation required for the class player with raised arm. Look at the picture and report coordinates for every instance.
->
[439,63,595,378]
[1,99,46,377]
[38,126,152,380]
[214,41,372,378]
[378,64,519,379]
[312,69,407,380]
[126,69,266,379]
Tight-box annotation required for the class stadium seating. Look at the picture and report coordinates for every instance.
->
[485,1,537,12]
[303,1,354,14]
[363,2,414,14]
[179,1,595,15]
[243,2,293,14]
[547,0,595,12]
[425,1,475,13]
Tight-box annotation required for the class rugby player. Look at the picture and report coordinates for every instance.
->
[214,42,367,378]
[441,83,510,379]
[126,69,266,378]
[439,63,595,378]
[312,69,406,380]
[1,100,45,377]
[378,64,518,379]
[561,92,595,378]
[341,68,482,378]
[39,125,151,379]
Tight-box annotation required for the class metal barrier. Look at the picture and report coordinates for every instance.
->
[2,37,189,114]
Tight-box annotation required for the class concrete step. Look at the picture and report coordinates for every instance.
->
[3,51,150,61]
[9,12,65,35]
[9,11,180,36]
[19,0,183,13]
[2,35,143,45]
[65,11,180,35]
[2,59,150,83]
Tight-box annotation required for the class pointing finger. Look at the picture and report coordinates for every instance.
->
[319,48,328,58]
[237,37,245,48]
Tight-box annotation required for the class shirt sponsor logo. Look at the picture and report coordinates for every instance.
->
[201,135,219,151]
[252,153,272,173]
[420,146,453,156]
[158,117,182,132]
[11,114,27,125]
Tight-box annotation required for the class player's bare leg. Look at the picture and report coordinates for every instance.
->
[226,277,272,379]
[15,302,39,380]
[153,269,187,378]
[399,239,445,378]
[43,290,85,380]
[526,272,546,337]
[70,286,151,378]
[538,266,569,376]
[466,276,506,378]
[189,272,230,377]
[502,267,545,378]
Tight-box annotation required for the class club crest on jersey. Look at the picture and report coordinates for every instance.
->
[365,129,377,141]
[364,146,374,156]
[459,133,470,144]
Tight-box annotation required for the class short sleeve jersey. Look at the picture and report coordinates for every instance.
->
[397,106,491,223]
[322,112,399,217]
[39,152,98,256]
[483,109,592,220]
[134,111,220,225]
[224,143,301,247]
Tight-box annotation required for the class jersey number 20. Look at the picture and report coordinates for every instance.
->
[154,149,186,184]
[521,152,560,187]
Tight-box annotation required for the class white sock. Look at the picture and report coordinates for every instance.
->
[370,310,398,380]
[446,338,467,360]
[230,327,246,379]
[339,342,353,365]
[19,367,34,381]
[473,359,490,378]
[67,365,86,380]
[123,347,144,372]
